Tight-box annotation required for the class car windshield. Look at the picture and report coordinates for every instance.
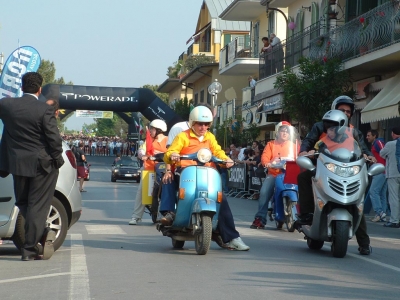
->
[116,160,139,167]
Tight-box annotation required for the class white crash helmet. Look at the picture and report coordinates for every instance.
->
[322,110,348,135]
[188,106,213,127]
[149,119,167,132]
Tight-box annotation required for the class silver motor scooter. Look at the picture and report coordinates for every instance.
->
[296,126,385,258]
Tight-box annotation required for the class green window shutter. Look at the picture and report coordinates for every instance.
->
[311,2,319,24]
[244,35,250,48]
[224,34,231,47]
[288,16,294,39]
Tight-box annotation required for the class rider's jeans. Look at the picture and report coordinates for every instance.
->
[159,178,240,243]
[254,175,276,224]
[369,172,388,215]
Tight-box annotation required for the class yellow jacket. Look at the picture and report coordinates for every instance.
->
[164,129,228,166]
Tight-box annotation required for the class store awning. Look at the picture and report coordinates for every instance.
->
[361,72,400,123]
[186,22,211,45]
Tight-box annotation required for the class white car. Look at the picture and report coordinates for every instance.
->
[0,121,82,250]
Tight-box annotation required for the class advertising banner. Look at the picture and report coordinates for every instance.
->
[0,46,41,99]
[228,163,247,190]
[76,110,113,118]
[248,167,266,191]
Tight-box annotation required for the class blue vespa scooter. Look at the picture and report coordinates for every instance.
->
[156,148,225,255]
[271,160,300,232]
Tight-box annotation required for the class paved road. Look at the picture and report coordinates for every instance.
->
[1,156,400,300]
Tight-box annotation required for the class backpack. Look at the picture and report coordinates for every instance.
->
[396,138,400,173]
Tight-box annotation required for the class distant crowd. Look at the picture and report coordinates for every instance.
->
[62,135,137,157]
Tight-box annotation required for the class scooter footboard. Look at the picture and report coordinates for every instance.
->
[327,208,353,238]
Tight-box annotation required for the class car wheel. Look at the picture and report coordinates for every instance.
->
[13,196,69,251]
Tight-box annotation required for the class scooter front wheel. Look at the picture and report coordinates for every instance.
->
[284,198,296,232]
[195,214,212,255]
[331,220,349,258]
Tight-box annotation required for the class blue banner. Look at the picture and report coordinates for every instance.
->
[0,46,41,99]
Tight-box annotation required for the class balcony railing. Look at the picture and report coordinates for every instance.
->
[219,35,252,70]
[309,0,400,61]
[259,0,400,80]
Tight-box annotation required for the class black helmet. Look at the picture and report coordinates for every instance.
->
[331,95,355,117]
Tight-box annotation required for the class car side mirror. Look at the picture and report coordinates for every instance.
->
[296,156,315,172]
[368,163,385,176]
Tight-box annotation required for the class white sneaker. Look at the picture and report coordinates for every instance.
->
[227,237,250,251]
[129,218,140,225]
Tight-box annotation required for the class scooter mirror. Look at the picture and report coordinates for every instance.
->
[367,163,385,176]
[296,156,315,172]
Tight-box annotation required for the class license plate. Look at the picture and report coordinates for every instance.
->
[124,174,133,177]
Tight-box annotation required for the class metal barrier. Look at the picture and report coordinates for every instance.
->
[227,163,267,199]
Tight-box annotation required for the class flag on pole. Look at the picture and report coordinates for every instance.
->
[135,119,144,134]
[145,127,154,156]
[0,46,41,99]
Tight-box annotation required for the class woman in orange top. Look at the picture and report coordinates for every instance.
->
[250,121,300,229]
[129,119,168,225]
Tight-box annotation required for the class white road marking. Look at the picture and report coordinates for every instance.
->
[0,272,70,284]
[371,237,400,245]
[82,200,134,202]
[69,234,90,300]
[85,225,126,235]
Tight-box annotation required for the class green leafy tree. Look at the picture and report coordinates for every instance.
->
[274,57,352,134]
[37,59,73,86]
[96,116,116,137]
[214,118,260,148]
[141,84,169,104]
[167,60,183,78]
[183,54,215,73]
[171,97,191,120]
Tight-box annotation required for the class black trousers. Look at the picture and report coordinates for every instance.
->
[297,170,370,247]
[13,166,59,255]
[218,194,240,243]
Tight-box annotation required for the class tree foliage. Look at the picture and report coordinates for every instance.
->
[171,97,191,120]
[274,57,352,133]
[167,60,183,78]
[183,54,215,73]
[37,59,73,86]
[214,118,261,148]
[141,84,169,104]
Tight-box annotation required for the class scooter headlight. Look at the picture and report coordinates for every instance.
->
[324,163,361,177]
[197,148,212,163]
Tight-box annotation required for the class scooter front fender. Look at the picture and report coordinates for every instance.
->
[327,208,353,238]
[191,198,217,215]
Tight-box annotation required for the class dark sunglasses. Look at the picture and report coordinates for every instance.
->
[196,122,211,127]
[338,109,351,114]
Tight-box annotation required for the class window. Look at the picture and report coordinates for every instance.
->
[207,93,211,105]
[200,90,204,103]
[194,93,198,105]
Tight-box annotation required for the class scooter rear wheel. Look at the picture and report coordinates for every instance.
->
[172,238,185,249]
[307,238,324,250]
[195,214,212,255]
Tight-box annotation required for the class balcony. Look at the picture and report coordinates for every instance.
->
[259,0,400,80]
[219,36,259,75]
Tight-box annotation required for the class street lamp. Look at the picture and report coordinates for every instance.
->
[207,79,222,107]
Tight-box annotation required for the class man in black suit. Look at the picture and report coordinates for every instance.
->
[0,72,64,261]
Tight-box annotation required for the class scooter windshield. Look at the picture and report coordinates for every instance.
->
[316,126,363,163]
[269,125,301,165]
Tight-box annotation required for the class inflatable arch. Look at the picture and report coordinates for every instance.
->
[39,84,182,131]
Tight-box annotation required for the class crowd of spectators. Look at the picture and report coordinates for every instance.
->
[62,135,137,157]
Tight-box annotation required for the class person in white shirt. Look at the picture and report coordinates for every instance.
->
[167,121,190,146]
